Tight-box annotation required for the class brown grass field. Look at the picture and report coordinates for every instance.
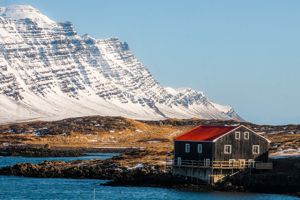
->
[0,117,299,166]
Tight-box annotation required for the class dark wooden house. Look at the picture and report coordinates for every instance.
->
[172,125,271,183]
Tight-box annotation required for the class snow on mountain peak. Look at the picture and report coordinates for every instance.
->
[164,87,179,95]
[0,5,243,123]
[0,5,55,26]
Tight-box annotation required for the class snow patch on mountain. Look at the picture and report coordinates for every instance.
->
[0,5,55,27]
[0,5,243,124]
[211,102,232,114]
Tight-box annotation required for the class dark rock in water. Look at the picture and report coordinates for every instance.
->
[101,165,212,192]
[0,159,123,179]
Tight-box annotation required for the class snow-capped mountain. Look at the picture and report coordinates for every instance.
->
[0,5,242,124]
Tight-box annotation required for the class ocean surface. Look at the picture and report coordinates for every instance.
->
[0,154,298,200]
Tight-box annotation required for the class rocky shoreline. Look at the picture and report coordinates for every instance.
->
[0,145,141,157]
[0,150,299,197]
[0,146,85,157]
[0,159,121,179]
[0,155,213,193]
[215,158,300,195]
[0,149,212,190]
[0,150,157,179]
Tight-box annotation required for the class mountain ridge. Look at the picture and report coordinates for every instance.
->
[0,4,242,124]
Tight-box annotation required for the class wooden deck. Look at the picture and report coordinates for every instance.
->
[169,159,272,170]
[169,158,273,184]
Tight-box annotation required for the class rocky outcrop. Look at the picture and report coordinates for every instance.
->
[215,158,300,194]
[0,160,119,179]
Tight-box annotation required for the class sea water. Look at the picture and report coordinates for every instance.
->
[0,155,298,200]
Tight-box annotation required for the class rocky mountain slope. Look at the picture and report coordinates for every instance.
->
[0,5,242,124]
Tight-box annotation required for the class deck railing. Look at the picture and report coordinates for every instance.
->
[169,159,270,169]
[212,160,255,169]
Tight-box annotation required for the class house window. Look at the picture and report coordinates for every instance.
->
[235,131,240,140]
[185,143,190,153]
[244,132,249,140]
[197,144,202,153]
[252,145,260,154]
[224,145,232,154]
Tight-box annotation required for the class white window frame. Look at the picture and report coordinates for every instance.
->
[244,132,249,140]
[235,131,240,140]
[177,157,182,166]
[248,159,255,168]
[252,145,260,154]
[224,145,232,154]
[197,144,202,154]
[185,143,190,153]
[205,159,211,167]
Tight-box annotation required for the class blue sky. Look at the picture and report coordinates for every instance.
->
[1,0,300,125]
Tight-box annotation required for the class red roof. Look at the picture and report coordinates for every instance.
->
[174,125,237,142]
